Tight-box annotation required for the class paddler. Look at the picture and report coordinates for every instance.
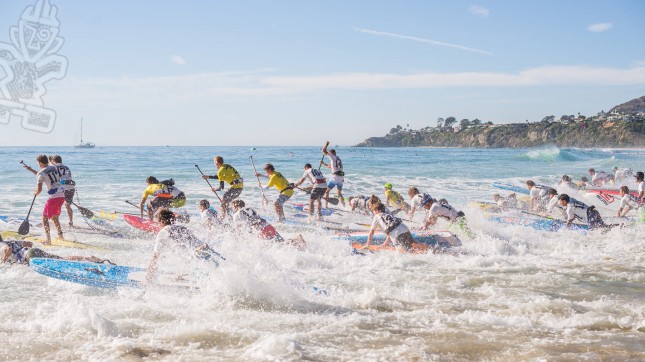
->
[202,156,244,218]
[419,195,472,237]
[407,187,432,218]
[320,141,346,208]
[24,155,65,244]
[612,166,634,184]
[292,163,327,220]
[636,171,644,200]
[363,202,415,252]
[558,194,606,230]
[588,168,613,186]
[231,200,306,249]
[348,195,371,215]
[145,209,224,283]
[255,163,293,222]
[526,180,553,212]
[139,177,186,220]
[46,155,76,227]
[544,189,567,219]
[616,186,642,218]
[384,183,410,214]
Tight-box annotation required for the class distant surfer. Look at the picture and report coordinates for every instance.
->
[146,209,224,283]
[202,156,244,218]
[231,200,306,249]
[292,163,327,220]
[557,194,606,230]
[255,163,293,222]
[139,177,186,220]
[320,141,346,208]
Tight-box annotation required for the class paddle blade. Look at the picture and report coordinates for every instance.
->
[326,197,339,205]
[18,219,30,235]
[76,204,94,219]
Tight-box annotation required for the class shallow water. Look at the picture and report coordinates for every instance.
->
[0,146,643,361]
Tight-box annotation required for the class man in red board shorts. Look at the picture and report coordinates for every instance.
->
[32,154,66,244]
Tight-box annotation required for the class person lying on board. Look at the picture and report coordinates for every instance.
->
[348,196,371,215]
[146,209,224,283]
[588,168,613,187]
[202,156,244,218]
[384,183,411,214]
[140,176,186,220]
[362,202,415,253]
[292,163,327,220]
[493,193,519,209]
[408,187,433,219]
[419,196,473,237]
[558,194,606,230]
[255,163,293,223]
[0,235,105,265]
[617,186,642,218]
[559,175,581,191]
[231,200,306,250]
[526,180,553,212]
[544,189,568,219]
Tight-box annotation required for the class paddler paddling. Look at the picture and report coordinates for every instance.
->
[202,156,244,218]
[255,163,293,222]
[292,163,327,220]
[24,155,65,244]
[320,141,346,208]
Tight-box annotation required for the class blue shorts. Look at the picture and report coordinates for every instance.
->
[327,181,343,191]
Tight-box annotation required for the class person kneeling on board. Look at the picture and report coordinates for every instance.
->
[231,200,306,249]
[140,177,186,220]
[146,209,224,283]
[558,194,606,230]
[363,202,415,252]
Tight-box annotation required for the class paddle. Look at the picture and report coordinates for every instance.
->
[125,200,140,209]
[195,164,223,203]
[72,202,95,219]
[249,156,269,205]
[18,195,37,235]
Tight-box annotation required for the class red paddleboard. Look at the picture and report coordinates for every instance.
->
[586,189,638,197]
[123,214,161,233]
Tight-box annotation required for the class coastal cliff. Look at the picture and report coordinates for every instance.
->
[356,96,645,148]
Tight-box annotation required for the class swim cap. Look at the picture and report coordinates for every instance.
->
[384,183,392,189]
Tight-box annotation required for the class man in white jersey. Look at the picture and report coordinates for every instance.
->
[48,155,76,227]
[146,209,224,283]
[588,168,613,186]
[348,195,371,215]
[363,202,415,252]
[293,163,327,220]
[526,180,553,212]
[544,189,567,219]
[558,194,605,229]
[198,199,223,230]
[616,186,642,218]
[420,195,465,228]
[24,155,66,244]
[612,167,634,184]
[407,187,432,219]
[320,141,346,208]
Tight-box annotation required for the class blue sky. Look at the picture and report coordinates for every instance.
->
[1,0,644,146]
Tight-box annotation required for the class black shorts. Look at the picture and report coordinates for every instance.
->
[394,231,414,252]
[223,188,243,203]
[64,189,75,204]
[587,207,605,229]
[150,197,172,210]
[310,187,326,201]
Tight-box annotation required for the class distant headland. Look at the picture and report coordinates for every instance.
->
[356,96,645,148]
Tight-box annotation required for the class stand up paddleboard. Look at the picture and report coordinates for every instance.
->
[488,215,588,231]
[123,214,162,233]
[491,182,530,195]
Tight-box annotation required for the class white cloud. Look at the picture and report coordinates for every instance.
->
[171,55,186,65]
[468,5,490,17]
[355,27,493,56]
[587,23,613,32]
[49,65,645,106]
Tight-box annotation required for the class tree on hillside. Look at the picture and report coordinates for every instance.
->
[389,125,403,134]
[460,119,471,129]
[472,118,482,125]
[444,117,457,128]
[484,121,493,125]
[541,115,555,123]
[437,117,444,128]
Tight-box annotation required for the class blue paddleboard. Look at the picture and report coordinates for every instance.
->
[491,182,530,195]
[488,215,588,231]
[30,258,145,288]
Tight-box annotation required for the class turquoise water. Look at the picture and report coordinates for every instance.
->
[0,146,643,360]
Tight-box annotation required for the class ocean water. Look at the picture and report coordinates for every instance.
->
[0,146,643,361]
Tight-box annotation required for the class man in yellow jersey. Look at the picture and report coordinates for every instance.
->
[140,176,186,219]
[202,156,244,217]
[255,163,293,222]
[384,183,410,214]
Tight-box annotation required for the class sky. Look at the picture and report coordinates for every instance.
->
[0,0,644,146]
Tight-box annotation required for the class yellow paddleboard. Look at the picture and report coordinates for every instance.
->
[1,231,105,250]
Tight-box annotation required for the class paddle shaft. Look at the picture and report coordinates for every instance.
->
[249,156,269,202]
[195,165,223,203]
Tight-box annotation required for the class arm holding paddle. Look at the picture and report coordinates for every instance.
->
[21,161,37,175]
[319,141,331,169]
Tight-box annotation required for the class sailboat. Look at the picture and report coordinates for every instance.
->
[74,118,95,149]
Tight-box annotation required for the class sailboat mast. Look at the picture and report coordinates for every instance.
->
[80,118,83,143]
